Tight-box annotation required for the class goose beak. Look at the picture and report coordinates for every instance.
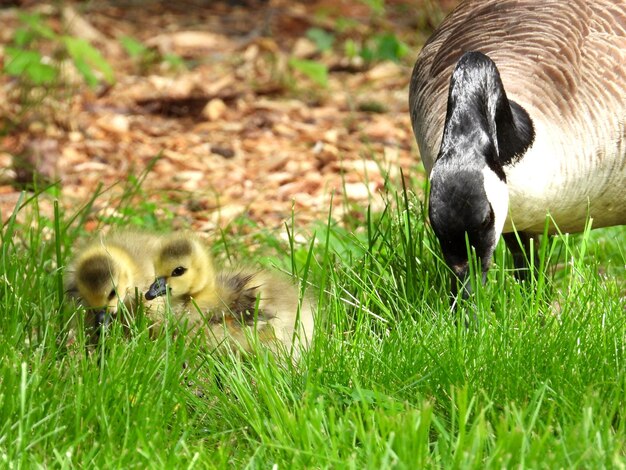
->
[450,263,471,300]
[449,263,488,300]
[146,277,168,300]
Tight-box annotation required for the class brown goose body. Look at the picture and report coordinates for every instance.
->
[410,0,626,234]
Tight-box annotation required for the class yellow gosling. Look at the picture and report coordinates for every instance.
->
[65,230,164,342]
[146,233,314,359]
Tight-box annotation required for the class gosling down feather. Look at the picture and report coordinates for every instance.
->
[65,230,163,341]
[409,0,626,296]
[145,234,314,358]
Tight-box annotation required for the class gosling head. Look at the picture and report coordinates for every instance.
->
[72,245,137,328]
[429,164,509,298]
[146,235,215,302]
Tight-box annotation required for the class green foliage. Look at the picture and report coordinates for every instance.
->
[3,47,58,85]
[0,175,625,467]
[359,33,409,63]
[288,58,329,87]
[16,12,56,41]
[295,0,412,91]
[361,0,386,16]
[3,11,114,88]
[162,53,185,69]
[120,35,185,74]
[343,37,360,59]
[119,35,147,58]
[334,16,361,34]
[62,36,114,87]
[306,27,336,52]
[294,9,410,88]
[357,100,387,113]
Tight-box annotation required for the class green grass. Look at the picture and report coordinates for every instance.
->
[1,184,625,468]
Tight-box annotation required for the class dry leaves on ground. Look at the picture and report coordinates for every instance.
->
[0,0,458,238]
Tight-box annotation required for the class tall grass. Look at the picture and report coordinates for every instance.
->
[0,182,624,468]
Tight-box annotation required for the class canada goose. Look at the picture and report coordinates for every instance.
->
[145,234,314,358]
[65,230,164,342]
[409,0,626,297]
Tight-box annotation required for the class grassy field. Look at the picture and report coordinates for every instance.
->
[0,182,625,468]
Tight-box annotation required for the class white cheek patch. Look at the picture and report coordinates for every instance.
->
[482,166,509,239]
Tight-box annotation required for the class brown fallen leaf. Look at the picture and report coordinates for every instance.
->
[292,37,318,59]
[146,31,236,58]
[202,98,227,121]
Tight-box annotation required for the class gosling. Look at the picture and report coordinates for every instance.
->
[65,230,164,342]
[145,233,314,359]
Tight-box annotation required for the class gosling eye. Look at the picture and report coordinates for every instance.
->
[171,266,187,277]
[107,289,116,301]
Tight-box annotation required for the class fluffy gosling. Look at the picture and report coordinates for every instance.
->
[65,230,164,342]
[145,234,314,358]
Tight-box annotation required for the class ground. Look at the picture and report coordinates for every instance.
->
[0,0,458,235]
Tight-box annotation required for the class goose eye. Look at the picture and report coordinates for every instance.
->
[107,289,116,301]
[171,266,187,277]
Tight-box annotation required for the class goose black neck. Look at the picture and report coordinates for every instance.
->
[438,51,534,178]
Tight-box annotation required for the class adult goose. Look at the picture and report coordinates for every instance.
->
[409,0,626,296]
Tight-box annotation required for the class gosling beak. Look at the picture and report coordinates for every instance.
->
[93,308,113,343]
[145,277,168,300]
[95,309,113,328]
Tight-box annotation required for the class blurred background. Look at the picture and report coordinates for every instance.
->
[0,0,459,234]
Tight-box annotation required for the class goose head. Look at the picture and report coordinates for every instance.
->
[72,244,137,328]
[429,163,509,297]
[428,51,534,298]
[146,235,215,302]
